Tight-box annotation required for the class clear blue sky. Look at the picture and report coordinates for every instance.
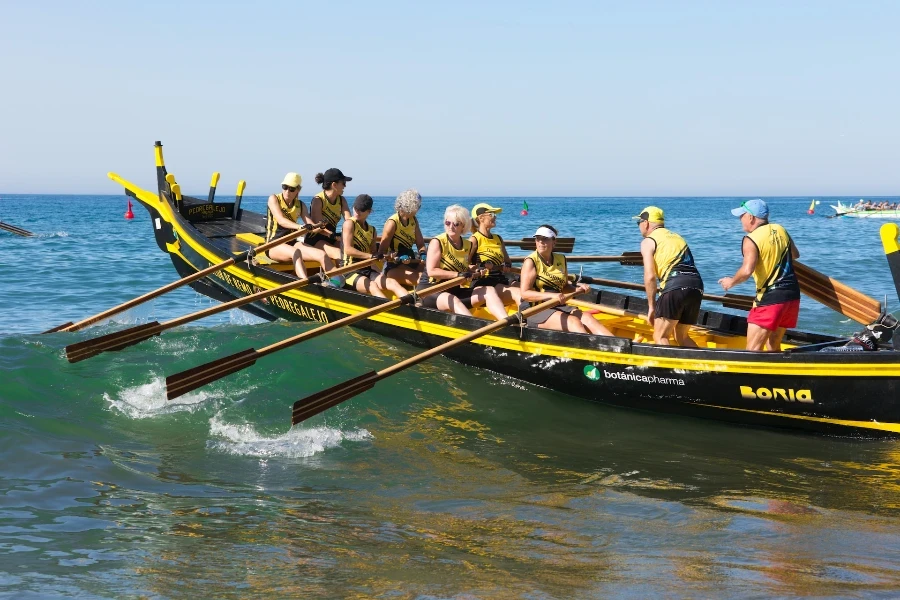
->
[1,1,898,196]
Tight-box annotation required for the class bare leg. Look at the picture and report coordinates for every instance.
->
[673,323,698,348]
[297,243,335,273]
[385,264,423,288]
[765,327,787,352]
[436,292,473,316]
[653,316,678,345]
[579,310,613,336]
[745,323,771,351]
[355,275,386,298]
[378,275,409,298]
[538,311,588,333]
[267,244,308,279]
[471,286,509,321]
[313,239,343,262]
[496,283,521,305]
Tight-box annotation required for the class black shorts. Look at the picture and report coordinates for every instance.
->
[656,287,702,325]
[471,273,511,289]
[418,285,474,309]
[304,231,338,247]
[345,267,378,288]
[526,305,579,326]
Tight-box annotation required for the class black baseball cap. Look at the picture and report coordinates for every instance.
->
[324,168,352,185]
[353,194,373,212]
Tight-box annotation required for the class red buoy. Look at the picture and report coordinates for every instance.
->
[520,209,528,216]
[125,199,134,220]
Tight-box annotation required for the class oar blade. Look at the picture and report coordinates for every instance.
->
[42,322,75,334]
[291,371,378,425]
[166,348,258,401]
[65,321,163,363]
[619,251,643,266]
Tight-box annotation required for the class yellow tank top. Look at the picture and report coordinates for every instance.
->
[386,213,419,256]
[313,191,344,232]
[429,233,472,286]
[647,228,703,292]
[472,231,505,267]
[528,251,568,293]
[266,192,306,242]
[343,217,376,266]
[746,223,800,306]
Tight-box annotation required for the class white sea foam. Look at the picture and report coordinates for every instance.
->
[207,415,372,458]
[103,375,226,419]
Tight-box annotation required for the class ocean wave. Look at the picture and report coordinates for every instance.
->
[103,375,230,419]
[207,415,371,458]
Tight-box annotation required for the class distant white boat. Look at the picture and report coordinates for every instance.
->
[830,200,900,219]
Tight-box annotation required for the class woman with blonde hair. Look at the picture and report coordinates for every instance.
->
[421,204,509,319]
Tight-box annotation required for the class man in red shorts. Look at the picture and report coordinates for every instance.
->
[718,199,800,352]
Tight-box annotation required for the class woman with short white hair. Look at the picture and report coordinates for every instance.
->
[420,204,508,319]
[377,189,427,291]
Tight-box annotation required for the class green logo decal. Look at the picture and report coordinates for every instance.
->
[584,365,601,381]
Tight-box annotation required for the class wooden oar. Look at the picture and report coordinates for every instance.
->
[0,221,34,237]
[794,261,882,325]
[64,257,382,363]
[165,276,470,401]
[290,291,578,425]
[509,252,643,265]
[43,223,327,334]
[573,275,755,311]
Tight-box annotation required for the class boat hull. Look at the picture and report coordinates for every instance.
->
[107,158,900,438]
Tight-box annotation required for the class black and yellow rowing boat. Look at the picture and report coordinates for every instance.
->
[105,142,900,437]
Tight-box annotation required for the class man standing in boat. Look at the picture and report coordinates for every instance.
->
[634,206,703,347]
[719,199,801,352]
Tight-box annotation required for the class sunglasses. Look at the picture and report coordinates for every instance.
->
[534,235,553,242]
[444,220,462,227]
[282,184,299,192]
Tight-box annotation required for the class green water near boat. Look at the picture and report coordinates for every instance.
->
[2,194,900,597]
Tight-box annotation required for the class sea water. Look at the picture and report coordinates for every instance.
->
[1,194,899,597]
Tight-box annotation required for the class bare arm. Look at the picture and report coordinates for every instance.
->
[341,197,352,223]
[377,218,397,255]
[267,195,305,231]
[426,239,461,281]
[719,237,758,292]
[341,220,371,260]
[414,221,426,253]
[640,237,658,311]
[519,258,581,303]
[309,196,323,225]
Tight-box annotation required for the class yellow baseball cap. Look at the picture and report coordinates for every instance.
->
[471,203,502,220]
[281,173,302,188]
[633,206,664,224]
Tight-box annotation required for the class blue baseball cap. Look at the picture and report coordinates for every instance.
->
[731,199,769,219]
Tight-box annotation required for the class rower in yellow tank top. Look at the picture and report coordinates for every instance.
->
[266,192,307,242]
[429,233,473,286]
[341,194,409,299]
[264,173,336,281]
[468,203,522,308]
[306,168,352,261]
[719,199,801,353]
[745,223,800,305]
[377,190,428,290]
[635,206,703,347]
[519,224,612,336]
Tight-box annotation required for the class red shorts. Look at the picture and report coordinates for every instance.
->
[747,299,800,331]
